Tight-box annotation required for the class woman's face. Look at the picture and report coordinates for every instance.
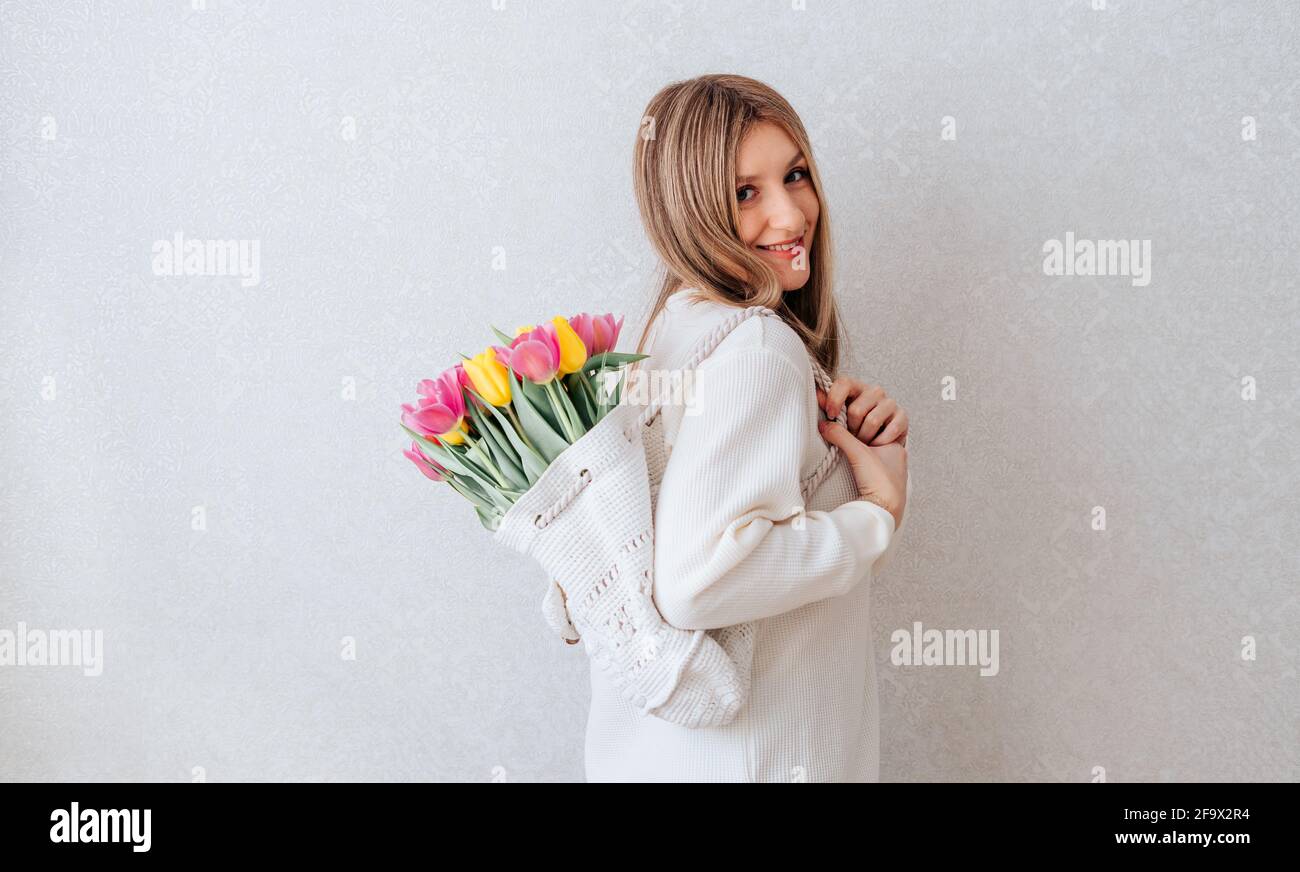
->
[734,120,819,291]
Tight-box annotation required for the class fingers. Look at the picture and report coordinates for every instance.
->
[868,420,900,446]
[849,393,892,441]
[843,389,876,434]
[824,377,854,420]
[825,377,886,432]
[868,408,908,446]
[816,417,854,450]
[823,379,908,449]
[817,419,873,464]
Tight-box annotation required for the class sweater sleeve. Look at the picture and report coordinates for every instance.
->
[652,346,897,631]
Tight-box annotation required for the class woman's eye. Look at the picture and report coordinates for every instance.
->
[738,169,808,203]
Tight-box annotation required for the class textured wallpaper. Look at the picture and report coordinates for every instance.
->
[1,0,1296,782]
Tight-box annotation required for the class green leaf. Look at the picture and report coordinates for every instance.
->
[541,380,577,442]
[464,386,549,485]
[582,369,616,423]
[465,399,528,490]
[506,368,570,463]
[516,373,563,434]
[490,325,515,345]
[584,367,622,418]
[476,421,527,491]
[446,474,494,513]
[475,505,503,532]
[576,369,601,411]
[549,379,587,438]
[435,459,494,506]
[464,395,515,465]
[451,429,511,490]
[564,372,596,427]
[401,426,513,511]
[463,433,509,488]
[581,351,649,371]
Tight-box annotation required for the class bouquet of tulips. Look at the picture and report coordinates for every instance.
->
[400,312,647,531]
[400,307,758,729]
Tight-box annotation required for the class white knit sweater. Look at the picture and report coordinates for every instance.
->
[583,288,909,782]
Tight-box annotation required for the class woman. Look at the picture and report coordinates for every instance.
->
[582,74,912,782]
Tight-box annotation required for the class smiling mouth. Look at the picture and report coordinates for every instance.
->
[756,234,804,252]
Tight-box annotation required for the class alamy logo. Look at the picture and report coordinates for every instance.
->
[50,803,151,852]
[603,367,703,415]
[890,621,1000,676]
[1042,232,1151,287]
[152,230,261,287]
[0,623,103,676]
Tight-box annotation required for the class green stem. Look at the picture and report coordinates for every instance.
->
[544,380,577,442]
[502,404,532,450]
[463,432,508,488]
[577,369,602,421]
[446,474,495,513]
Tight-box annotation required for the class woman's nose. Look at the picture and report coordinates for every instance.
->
[761,190,805,234]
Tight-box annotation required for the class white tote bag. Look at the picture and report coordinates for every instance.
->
[493,304,848,728]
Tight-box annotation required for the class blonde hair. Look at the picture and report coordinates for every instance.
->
[631,74,843,375]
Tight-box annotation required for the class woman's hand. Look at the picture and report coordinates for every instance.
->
[817,378,908,447]
[818,419,908,531]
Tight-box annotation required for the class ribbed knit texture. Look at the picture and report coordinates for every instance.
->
[583,289,909,782]
[494,399,750,728]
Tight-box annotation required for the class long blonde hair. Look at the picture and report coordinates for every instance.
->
[631,74,843,375]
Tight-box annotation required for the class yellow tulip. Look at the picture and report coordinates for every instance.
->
[514,324,535,336]
[552,316,588,375]
[462,348,512,406]
[438,419,469,445]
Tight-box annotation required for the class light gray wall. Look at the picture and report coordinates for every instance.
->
[2,0,1296,782]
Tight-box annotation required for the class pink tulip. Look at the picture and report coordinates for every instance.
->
[569,312,624,356]
[568,313,596,352]
[493,324,561,383]
[404,440,447,482]
[592,313,624,354]
[418,364,472,407]
[403,365,467,437]
[400,402,443,438]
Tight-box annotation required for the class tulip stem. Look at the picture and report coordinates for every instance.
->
[576,370,602,423]
[446,474,495,513]
[544,380,578,442]
[502,404,531,450]
[463,433,508,488]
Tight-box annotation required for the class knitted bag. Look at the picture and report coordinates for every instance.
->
[493,305,848,728]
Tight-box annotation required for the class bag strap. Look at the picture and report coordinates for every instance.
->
[624,304,847,500]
